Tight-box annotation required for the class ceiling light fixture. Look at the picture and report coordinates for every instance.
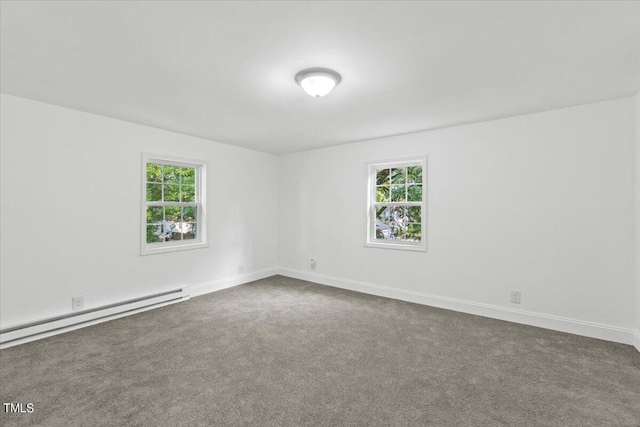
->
[295,67,341,97]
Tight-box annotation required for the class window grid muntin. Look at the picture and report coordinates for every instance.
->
[373,163,422,242]
[146,163,198,204]
[145,160,201,245]
[367,158,426,250]
[373,204,422,241]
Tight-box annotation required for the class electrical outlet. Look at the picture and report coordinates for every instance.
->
[310,259,316,270]
[72,296,84,311]
[510,290,521,304]
[238,265,244,274]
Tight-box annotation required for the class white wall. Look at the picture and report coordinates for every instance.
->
[2,93,637,347]
[0,94,279,328]
[279,97,637,338]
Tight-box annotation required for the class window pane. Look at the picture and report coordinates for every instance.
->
[374,207,391,239]
[146,206,163,223]
[407,166,422,184]
[165,206,181,222]
[146,163,163,183]
[407,206,421,223]
[182,223,197,240]
[376,168,390,186]
[376,186,389,202]
[171,231,183,241]
[164,185,180,202]
[390,220,408,240]
[407,224,421,241]
[158,222,175,241]
[146,184,162,202]
[374,206,420,241]
[163,165,180,184]
[377,206,405,221]
[173,222,191,238]
[376,206,400,239]
[389,206,405,223]
[146,225,162,244]
[391,167,406,184]
[181,167,196,185]
[183,206,197,222]
[390,207,408,239]
[391,185,406,202]
[407,185,422,202]
[375,221,391,240]
[181,185,195,202]
[376,206,389,221]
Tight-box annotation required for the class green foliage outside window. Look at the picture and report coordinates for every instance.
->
[145,163,198,244]
[374,165,423,242]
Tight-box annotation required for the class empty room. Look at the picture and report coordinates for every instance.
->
[1,1,639,426]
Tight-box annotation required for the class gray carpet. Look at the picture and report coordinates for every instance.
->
[1,275,639,426]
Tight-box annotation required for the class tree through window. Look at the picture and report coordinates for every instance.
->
[366,157,427,251]
[141,153,207,255]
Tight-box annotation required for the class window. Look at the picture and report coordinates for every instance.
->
[141,153,207,255]
[365,156,427,251]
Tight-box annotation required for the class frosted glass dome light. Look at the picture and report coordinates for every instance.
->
[295,68,341,97]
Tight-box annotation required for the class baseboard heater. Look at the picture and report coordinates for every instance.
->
[0,288,189,346]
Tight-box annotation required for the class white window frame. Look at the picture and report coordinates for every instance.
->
[141,152,208,256]
[364,155,427,252]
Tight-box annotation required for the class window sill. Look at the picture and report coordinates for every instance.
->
[364,241,426,252]
[141,241,208,256]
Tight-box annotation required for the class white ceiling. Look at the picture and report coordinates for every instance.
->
[1,1,639,154]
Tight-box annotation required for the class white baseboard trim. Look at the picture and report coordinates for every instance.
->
[188,267,279,298]
[277,267,637,347]
[633,330,640,353]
